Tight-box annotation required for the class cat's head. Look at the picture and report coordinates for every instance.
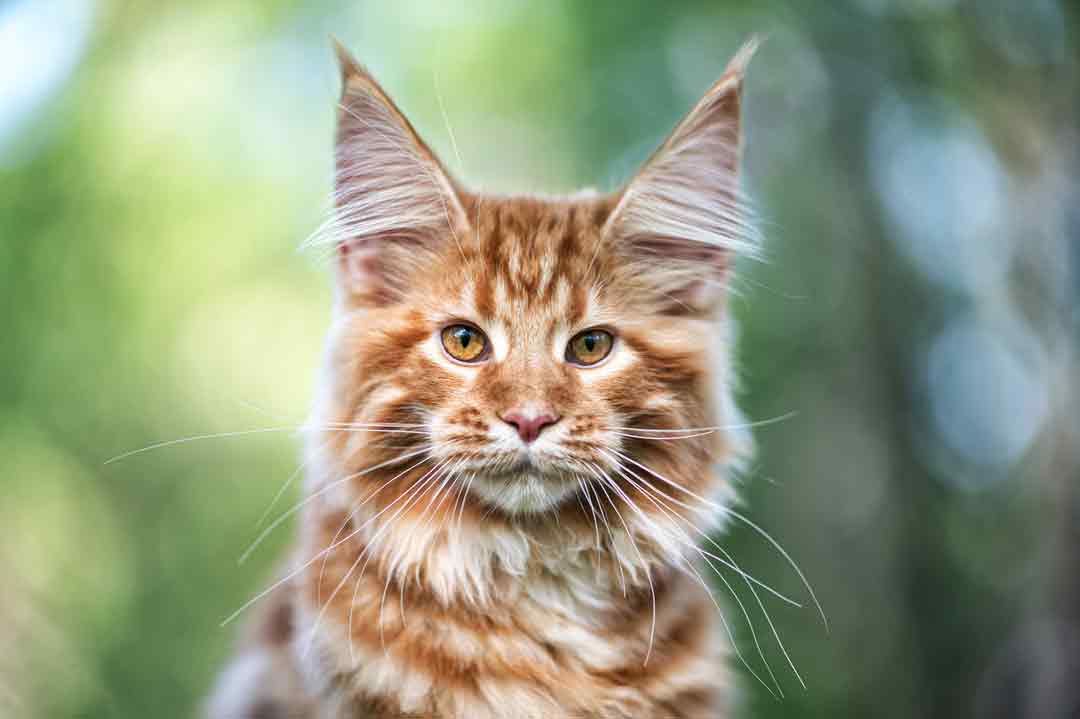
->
[310,41,755,523]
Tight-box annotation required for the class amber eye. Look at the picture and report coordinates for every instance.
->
[441,324,488,363]
[566,329,614,366]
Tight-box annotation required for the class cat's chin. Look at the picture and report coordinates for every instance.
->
[468,469,580,515]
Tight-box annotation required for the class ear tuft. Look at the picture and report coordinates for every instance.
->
[604,38,760,313]
[717,35,760,92]
[331,35,364,87]
[310,40,468,306]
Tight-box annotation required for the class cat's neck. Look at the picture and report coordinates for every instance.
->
[303,477,676,614]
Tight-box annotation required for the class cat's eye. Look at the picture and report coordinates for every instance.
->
[566,329,614,367]
[441,324,489,363]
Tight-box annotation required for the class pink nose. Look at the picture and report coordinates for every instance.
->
[500,408,560,444]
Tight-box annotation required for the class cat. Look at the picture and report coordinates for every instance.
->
[207,37,761,719]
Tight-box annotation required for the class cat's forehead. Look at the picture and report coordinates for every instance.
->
[445,194,620,325]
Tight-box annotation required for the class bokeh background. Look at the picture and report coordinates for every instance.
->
[2,1,1078,717]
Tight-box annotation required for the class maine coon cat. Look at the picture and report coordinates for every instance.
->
[208,38,775,719]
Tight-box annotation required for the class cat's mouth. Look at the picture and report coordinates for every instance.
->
[463,453,583,514]
[468,472,579,514]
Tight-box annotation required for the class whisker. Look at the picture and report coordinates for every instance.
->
[639,478,807,688]
[238,447,433,566]
[105,422,437,465]
[105,426,303,465]
[455,472,475,530]
[576,477,603,550]
[328,459,453,662]
[593,459,784,697]
[604,448,721,510]
[371,457,464,651]
[714,546,805,690]
[221,455,441,628]
[313,442,458,609]
[254,440,326,530]
[417,455,470,527]
[605,411,798,435]
[600,459,777,699]
[602,443,817,688]
[722,508,828,631]
[701,553,785,695]
[603,460,787,694]
[441,460,476,529]
[326,421,429,427]
[588,473,628,598]
[306,418,427,425]
[606,427,717,435]
[610,430,717,442]
[330,429,430,436]
[582,463,657,666]
[673,560,779,700]
[348,461,445,665]
[598,450,801,607]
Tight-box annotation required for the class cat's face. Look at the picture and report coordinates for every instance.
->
[313,42,752,520]
[327,196,720,514]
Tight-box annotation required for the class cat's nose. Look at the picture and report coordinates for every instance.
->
[500,407,560,444]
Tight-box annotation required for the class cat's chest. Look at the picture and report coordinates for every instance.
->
[299,559,668,718]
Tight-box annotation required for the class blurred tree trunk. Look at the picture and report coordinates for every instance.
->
[978,258,1080,718]
[1027,351,1080,718]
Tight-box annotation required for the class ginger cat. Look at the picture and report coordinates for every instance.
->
[208,38,761,719]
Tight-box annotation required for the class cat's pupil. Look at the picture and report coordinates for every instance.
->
[457,329,471,348]
[584,335,596,352]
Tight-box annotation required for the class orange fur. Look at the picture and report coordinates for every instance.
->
[207,38,757,719]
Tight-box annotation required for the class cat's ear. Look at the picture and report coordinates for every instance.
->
[329,39,468,305]
[603,39,758,313]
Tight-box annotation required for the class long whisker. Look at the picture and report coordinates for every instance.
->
[454,473,475,530]
[417,455,470,527]
[604,460,788,694]
[238,447,433,566]
[712,546,804,690]
[605,411,797,434]
[599,449,800,608]
[347,458,452,664]
[596,461,784,689]
[372,457,465,653]
[582,463,657,667]
[105,427,301,465]
[317,448,433,613]
[637,476,806,688]
[701,552,785,696]
[610,430,717,442]
[595,459,786,696]
[591,453,777,695]
[105,423,431,465]
[673,559,779,700]
[411,455,476,625]
[605,447,823,626]
[605,448,721,509]
[327,459,453,662]
[588,473,628,598]
[254,440,327,531]
[221,456,441,627]
[576,477,603,549]
[438,458,474,525]
[328,420,429,426]
[723,507,828,632]
[313,441,455,608]
[606,427,718,435]
[679,514,806,690]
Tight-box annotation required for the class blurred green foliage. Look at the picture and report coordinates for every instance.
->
[2,1,1077,718]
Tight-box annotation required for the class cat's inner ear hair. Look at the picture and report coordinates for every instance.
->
[602,38,759,313]
[322,39,469,305]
